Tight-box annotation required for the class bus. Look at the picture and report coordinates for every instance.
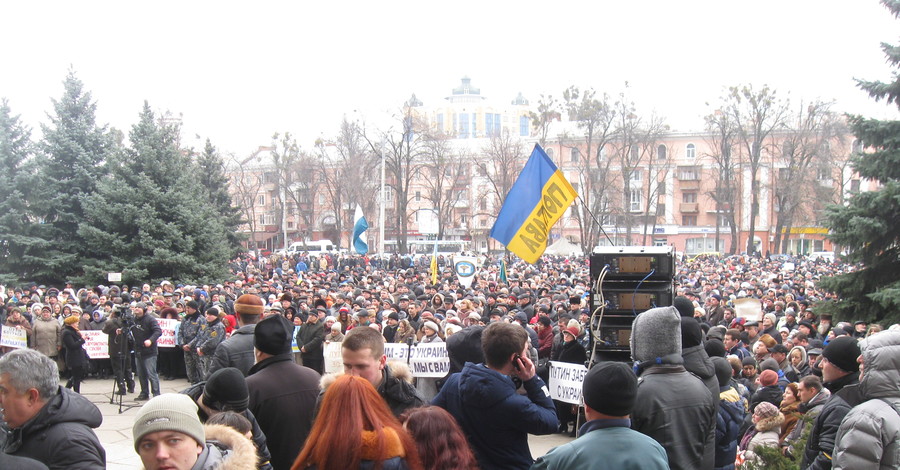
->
[382,239,469,258]
[282,240,339,256]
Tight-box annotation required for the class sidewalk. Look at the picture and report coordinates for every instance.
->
[80,375,574,469]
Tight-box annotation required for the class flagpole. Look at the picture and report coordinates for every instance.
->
[576,194,615,246]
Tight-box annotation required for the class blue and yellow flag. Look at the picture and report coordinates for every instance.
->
[430,240,439,285]
[490,144,577,264]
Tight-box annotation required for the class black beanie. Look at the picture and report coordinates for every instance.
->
[203,367,249,412]
[681,317,703,349]
[185,300,199,311]
[705,338,727,358]
[822,335,861,373]
[254,314,293,356]
[673,296,695,318]
[582,362,637,417]
[711,356,733,389]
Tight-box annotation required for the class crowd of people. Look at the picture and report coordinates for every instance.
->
[0,249,896,470]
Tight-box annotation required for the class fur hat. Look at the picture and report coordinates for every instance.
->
[133,394,205,451]
[759,334,777,349]
[582,362,637,416]
[234,294,264,316]
[64,315,79,325]
[630,306,682,363]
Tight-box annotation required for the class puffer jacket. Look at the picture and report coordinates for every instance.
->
[801,371,864,470]
[715,386,745,470]
[432,361,558,470]
[833,331,900,470]
[32,315,61,357]
[632,354,717,470]
[3,387,105,469]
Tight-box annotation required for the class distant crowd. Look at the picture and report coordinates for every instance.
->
[0,250,897,470]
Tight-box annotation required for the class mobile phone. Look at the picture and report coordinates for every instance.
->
[513,354,522,371]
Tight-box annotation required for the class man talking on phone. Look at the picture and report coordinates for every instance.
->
[432,321,558,470]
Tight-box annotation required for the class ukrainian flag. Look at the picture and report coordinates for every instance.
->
[490,144,577,264]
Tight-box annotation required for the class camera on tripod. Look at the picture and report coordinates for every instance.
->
[112,304,136,329]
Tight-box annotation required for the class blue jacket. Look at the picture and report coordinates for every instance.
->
[716,387,745,470]
[432,362,558,470]
[531,418,669,470]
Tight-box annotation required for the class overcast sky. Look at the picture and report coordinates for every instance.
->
[2,1,898,157]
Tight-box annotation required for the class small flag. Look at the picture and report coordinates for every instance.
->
[490,144,577,264]
[500,259,508,284]
[352,205,369,255]
[430,241,439,285]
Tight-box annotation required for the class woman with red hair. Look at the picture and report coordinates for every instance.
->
[400,406,478,470]
[292,375,421,470]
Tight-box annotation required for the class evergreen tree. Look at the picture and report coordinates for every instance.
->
[0,99,45,284]
[196,138,245,255]
[820,0,900,324]
[78,102,231,285]
[34,70,114,284]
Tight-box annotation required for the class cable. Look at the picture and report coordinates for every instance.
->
[632,269,656,315]
[588,265,608,367]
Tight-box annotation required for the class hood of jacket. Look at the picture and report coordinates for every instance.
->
[456,362,516,409]
[754,412,785,433]
[858,331,900,399]
[799,387,832,413]
[682,344,716,381]
[720,392,745,423]
[14,387,102,441]
[196,423,258,470]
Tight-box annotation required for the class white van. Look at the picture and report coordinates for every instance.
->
[284,240,337,257]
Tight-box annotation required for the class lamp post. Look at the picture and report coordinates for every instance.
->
[379,138,386,256]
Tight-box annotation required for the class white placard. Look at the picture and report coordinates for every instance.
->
[157,318,178,348]
[549,361,589,405]
[324,341,344,374]
[108,272,122,282]
[82,330,109,359]
[385,342,450,378]
[0,325,27,349]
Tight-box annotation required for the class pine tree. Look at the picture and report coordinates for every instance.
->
[820,0,900,324]
[78,102,231,285]
[34,70,114,284]
[0,99,46,284]
[196,138,245,255]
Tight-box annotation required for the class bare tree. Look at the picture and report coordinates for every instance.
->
[636,115,672,246]
[702,109,741,255]
[528,94,560,147]
[723,84,789,255]
[420,130,470,239]
[473,129,526,251]
[609,96,648,245]
[227,151,265,251]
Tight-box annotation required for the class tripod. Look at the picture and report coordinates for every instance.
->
[108,324,140,413]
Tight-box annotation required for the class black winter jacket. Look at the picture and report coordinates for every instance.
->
[206,324,256,377]
[802,373,864,470]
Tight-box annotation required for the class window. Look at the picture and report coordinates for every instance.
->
[630,145,640,161]
[480,199,487,211]
[718,214,730,227]
[683,192,697,203]
[382,186,394,204]
[257,195,265,206]
[850,179,860,193]
[546,148,555,158]
[683,215,697,226]
[657,181,666,195]
[485,113,500,136]
[677,166,700,180]
[816,167,831,181]
[459,113,470,138]
[460,215,467,224]
[656,203,666,216]
[629,188,642,212]
[686,143,696,159]
[480,218,487,227]
[629,171,642,185]
[493,113,500,136]
[519,116,529,136]
[436,114,444,133]
[852,139,863,153]
[318,194,325,205]
[415,191,421,202]
[657,144,667,160]
[571,147,580,163]
[599,146,607,161]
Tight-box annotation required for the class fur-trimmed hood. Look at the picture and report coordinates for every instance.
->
[140,424,258,470]
[754,411,785,433]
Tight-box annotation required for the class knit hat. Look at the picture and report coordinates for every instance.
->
[822,335,861,373]
[711,356,733,388]
[681,317,703,348]
[582,362,637,416]
[203,367,249,412]
[64,315,79,325]
[759,358,780,372]
[185,300,200,311]
[705,338,727,358]
[133,394,205,451]
[764,312,777,326]
[422,321,440,334]
[631,306,682,363]
[234,294,264,316]
[673,296,695,318]
[754,401,780,419]
[759,369,778,386]
[254,314,293,356]
[563,326,580,339]
[742,356,758,367]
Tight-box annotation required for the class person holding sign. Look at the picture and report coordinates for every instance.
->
[1,307,32,354]
[531,362,669,470]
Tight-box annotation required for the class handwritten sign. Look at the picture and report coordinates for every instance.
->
[0,325,27,349]
[292,326,300,353]
[324,341,344,374]
[384,343,450,378]
[549,361,589,405]
[82,330,109,359]
[157,318,178,348]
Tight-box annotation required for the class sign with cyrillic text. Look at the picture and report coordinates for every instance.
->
[0,325,27,349]
[157,318,177,348]
[549,361,588,405]
[384,343,450,378]
[82,330,109,359]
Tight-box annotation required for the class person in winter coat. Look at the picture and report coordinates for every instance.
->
[739,401,784,464]
[712,356,745,470]
[554,326,587,435]
[394,319,416,344]
[324,322,345,343]
[181,367,274,470]
[196,307,227,378]
[780,382,802,443]
[790,345,811,379]
[61,316,87,393]
[206,293,265,378]
[782,375,830,458]
[0,348,105,469]
[801,336,864,470]
[292,374,422,470]
[432,321,558,470]
[631,306,716,470]
[32,304,61,364]
[297,311,326,374]
[133,394,257,470]
[750,369,783,413]
[131,302,163,400]
[833,331,900,469]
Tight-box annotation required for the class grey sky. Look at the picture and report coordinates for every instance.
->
[2,0,898,156]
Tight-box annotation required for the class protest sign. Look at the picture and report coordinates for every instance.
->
[549,361,588,405]
[324,341,343,374]
[82,330,109,359]
[0,325,27,349]
[157,318,178,348]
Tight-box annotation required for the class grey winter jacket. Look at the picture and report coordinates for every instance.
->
[833,332,900,470]
[206,324,257,377]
